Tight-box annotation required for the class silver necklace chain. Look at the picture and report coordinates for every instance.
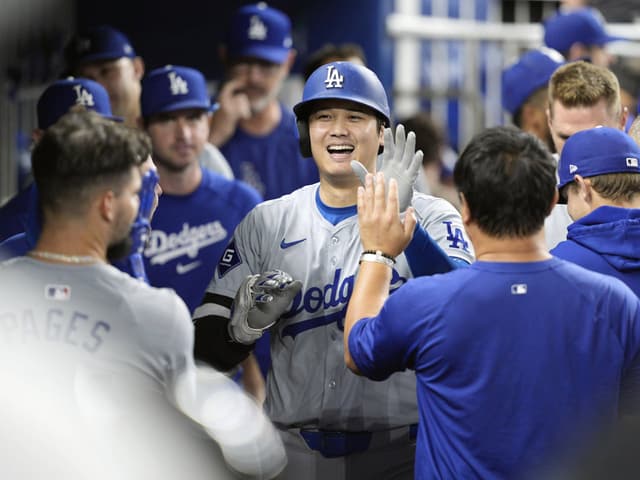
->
[29,250,99,264]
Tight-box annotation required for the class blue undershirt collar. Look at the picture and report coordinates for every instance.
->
[315,188,357,226]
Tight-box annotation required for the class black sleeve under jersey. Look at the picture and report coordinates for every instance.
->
[193,292,255,372]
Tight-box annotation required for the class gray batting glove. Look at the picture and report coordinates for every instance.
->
[228,270,303,345]
[351,124,424,212]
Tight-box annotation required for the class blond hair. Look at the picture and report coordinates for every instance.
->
[565,173,640,203]
[548,61,621,119]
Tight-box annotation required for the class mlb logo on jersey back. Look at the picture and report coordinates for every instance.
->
[511,284,527,295]
[324,65,344,89]
[45,284,71,301]
[168,71,189,95]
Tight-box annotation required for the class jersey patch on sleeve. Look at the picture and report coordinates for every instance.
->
[443,220,470,252]
[217,239,242,278]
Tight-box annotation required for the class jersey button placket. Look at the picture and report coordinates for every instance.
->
[330,235,339,266]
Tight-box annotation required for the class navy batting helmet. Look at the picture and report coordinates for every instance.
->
[293,61,391,157]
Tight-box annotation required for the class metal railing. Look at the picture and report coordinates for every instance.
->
[388,1,640,150]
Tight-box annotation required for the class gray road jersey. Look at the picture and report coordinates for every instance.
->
[0,257,287,479]
[545,204,572,250]
[198,183,473,431]
[198,142,234,179]
[0,257,194,408]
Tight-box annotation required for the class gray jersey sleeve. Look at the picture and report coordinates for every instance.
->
[198,142,234,179]
[412,192,475,263]
[150,291,197,405]
[192,204,270,370]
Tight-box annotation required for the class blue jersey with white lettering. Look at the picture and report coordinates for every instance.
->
[195,183,473,430]
[552,206,640,296]
[349,258,640,479]
[220,104,319,200]
[144,168,261,314]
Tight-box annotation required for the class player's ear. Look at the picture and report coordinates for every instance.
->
[459,193,471,225]
[574,175,592,203]
[132,56,145,80]
[99,189,117,223]
[568,42,588,62]
[620,106,629,131]
[284,49,297,72]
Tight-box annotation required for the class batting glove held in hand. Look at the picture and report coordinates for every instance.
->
[351,124,424,212]
[229,270,303,345]
[130,168,159,254]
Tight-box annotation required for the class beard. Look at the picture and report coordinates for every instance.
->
[248,84,282,115]
[152,153,192,173]
[107,235,133,262]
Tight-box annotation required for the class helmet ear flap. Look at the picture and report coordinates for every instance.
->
[297,118,312,158]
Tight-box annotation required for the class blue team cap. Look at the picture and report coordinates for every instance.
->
[501,47,564,115]
[543,8,625,53]
[37,77,121,130]
[141,65,213,118]
[227,2,293,64]
[64,25,136,69]
[558,126,640,188]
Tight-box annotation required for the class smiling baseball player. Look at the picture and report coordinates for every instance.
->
[140,65,262,314]
[193,61,473,479]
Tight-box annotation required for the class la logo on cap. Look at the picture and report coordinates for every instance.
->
[73,85,95,107]
[248,15,267,41]
[626,157,639,168]
[168,71,189,95]
[324,65,344,89]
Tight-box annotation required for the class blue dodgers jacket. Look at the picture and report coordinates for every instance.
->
[552,206,640,296]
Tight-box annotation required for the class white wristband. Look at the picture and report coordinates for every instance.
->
[359,252,395,268]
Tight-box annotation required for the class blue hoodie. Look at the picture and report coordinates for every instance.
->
[551,206,640,296]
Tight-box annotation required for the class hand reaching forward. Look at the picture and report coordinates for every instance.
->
[351,124,423,212]
[357,172,417,258]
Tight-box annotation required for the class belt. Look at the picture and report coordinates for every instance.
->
[299,424,418,458]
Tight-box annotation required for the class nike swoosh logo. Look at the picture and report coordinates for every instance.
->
[280,238,306,249]
[176,261,202,274]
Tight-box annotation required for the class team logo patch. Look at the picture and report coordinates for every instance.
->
[218,239,242,278]
[443,221,470,252]
[45,284,71,301]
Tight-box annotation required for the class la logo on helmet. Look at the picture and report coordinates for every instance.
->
[324,65,344,89]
